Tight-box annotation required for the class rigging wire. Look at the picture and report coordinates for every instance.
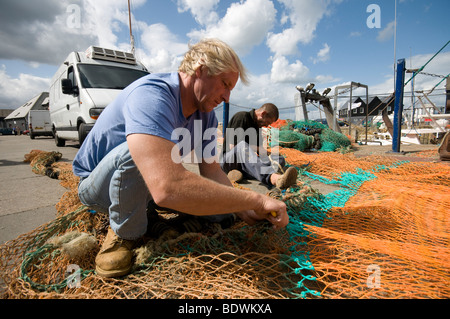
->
[228,89,447,112]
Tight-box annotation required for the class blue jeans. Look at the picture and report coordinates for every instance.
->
[220,141,285,186]
[78,142,150,240]
[78,141,232,240]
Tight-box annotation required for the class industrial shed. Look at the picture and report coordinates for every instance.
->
[338,96,395,124]
[4,92,49,134]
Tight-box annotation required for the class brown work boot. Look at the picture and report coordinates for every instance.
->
[227,169,243,183]
[276,166,298,189]
[95,228,136,278]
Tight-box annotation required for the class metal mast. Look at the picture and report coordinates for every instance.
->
[128,0,135,55]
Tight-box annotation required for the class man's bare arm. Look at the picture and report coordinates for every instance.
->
[127,133,288,228]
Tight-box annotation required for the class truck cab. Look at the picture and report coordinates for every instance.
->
[49,46,149,146]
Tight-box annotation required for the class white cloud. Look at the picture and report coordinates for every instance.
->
[81,0,187,73]
[177,0,219,26]
[377,20,396,42]
[266,28,300,57]
[83,0,146,49]
[231,73,299,110]
[187,0,276,56]
[313,43,331,64]
[0,0,96,65]
[349,31,362,37]
[139,23,187,72]
[83,0,119,49]
[267,0,333,57]
[0,0,150,65]
[140,24,186,54]
[315,74,340,84]
[266,1,338,87]
[0,65,50,108]
[270,56,309,83]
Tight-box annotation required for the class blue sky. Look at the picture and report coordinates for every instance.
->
[0,0,449,120]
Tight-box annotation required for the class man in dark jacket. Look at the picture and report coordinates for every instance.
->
[221,103,297,189]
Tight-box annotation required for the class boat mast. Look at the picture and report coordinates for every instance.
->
[128,0,135,55]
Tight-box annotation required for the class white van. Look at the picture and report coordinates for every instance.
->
[28,109,52,139]
[49,46,149,146]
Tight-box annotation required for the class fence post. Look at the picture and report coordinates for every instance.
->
[222,102,229,134]
[392,59,406,153]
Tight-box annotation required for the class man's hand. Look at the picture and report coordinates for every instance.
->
[236,195,289,229]
[257,195,289,229]
[235,210,263,226]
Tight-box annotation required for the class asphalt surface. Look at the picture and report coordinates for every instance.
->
[0,135,79,245]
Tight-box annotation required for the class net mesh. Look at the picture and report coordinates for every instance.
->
[270,120,351,153]
[1,146,449,299]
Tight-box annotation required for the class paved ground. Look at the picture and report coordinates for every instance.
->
[0,135,79,245]
[0,134,445,245]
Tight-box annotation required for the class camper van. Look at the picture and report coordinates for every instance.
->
[49,46,149,146]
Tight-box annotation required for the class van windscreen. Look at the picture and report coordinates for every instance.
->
[77,64,149,89]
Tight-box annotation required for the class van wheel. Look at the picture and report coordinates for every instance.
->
[55,133,65,147]
[78,123,89,146]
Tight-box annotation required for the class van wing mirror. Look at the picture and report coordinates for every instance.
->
[61,79,78,95]
[61,79,73,94]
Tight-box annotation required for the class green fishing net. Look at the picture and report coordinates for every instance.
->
[271,120,351,152]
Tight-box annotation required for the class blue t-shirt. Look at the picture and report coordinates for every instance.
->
[72,72,218,178]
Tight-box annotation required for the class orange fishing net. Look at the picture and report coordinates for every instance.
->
[0,148,449,299]
[268,119,288,129]
[280,148,450,298]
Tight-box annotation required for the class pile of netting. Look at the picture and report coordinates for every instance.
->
[269,120,351,153]
[1,148,449,299]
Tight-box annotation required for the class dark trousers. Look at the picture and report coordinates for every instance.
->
[220,141,285,186]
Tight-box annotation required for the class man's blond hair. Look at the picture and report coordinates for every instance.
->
[179,38,249,85]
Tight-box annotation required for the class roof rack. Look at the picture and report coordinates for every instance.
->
[85,46,137,65]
